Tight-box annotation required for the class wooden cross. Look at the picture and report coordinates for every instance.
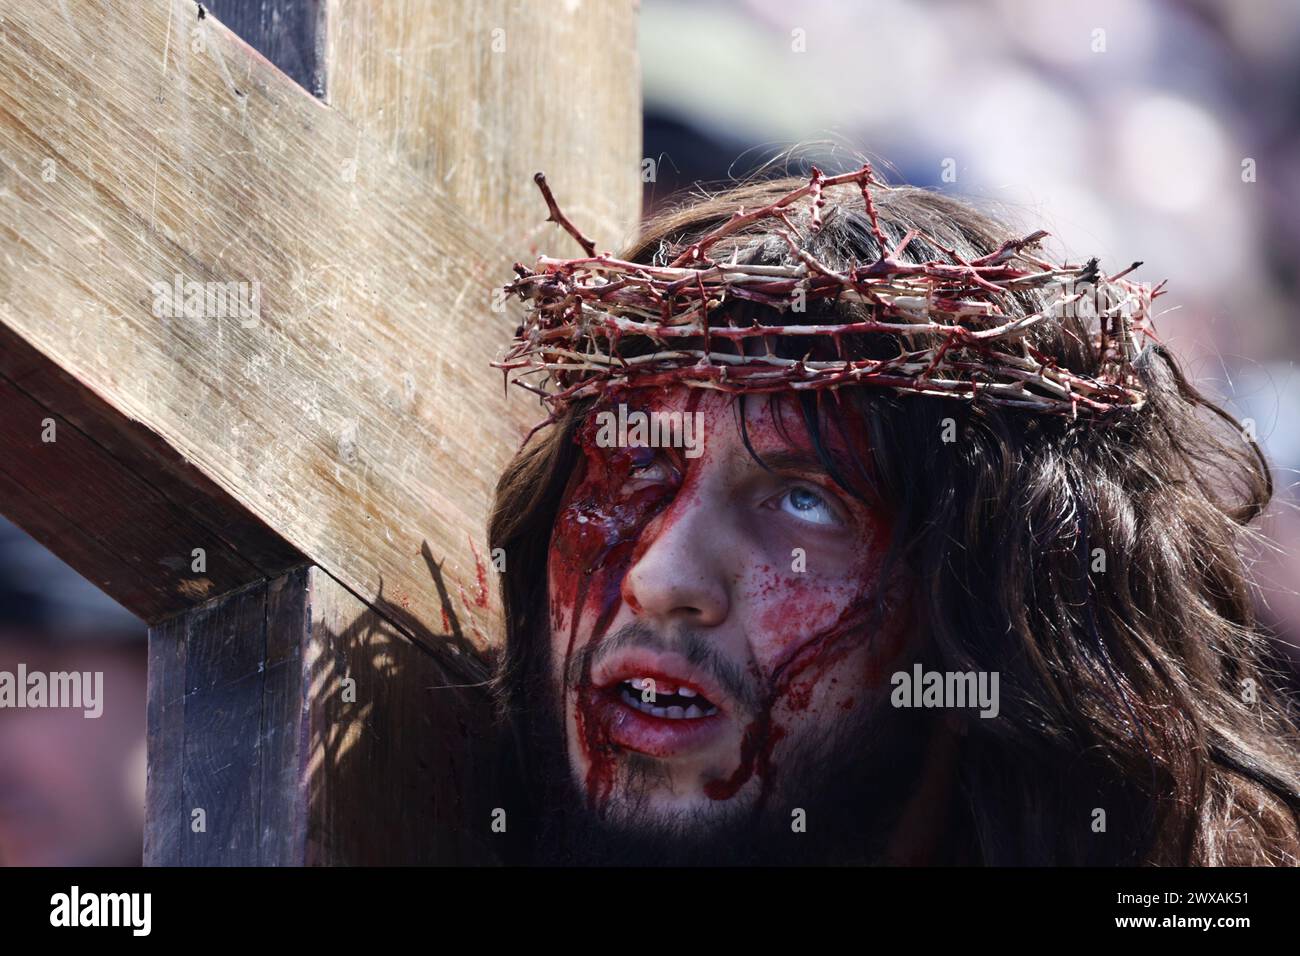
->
[0,0,641,864]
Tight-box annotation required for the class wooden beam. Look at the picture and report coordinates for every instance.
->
[145,565,497,865]
[324,0,644,259]
[0,0,641,650]
[0,324,303,622]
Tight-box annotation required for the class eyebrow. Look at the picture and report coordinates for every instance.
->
[744,447,854,479]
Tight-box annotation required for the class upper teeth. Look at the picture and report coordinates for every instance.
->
[619,681,717,718]
[628,677,697,697]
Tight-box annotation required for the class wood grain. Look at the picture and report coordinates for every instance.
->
[326,0,643,262]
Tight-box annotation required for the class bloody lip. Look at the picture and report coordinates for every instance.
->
[585,653,735,759]
[588,687,729,758]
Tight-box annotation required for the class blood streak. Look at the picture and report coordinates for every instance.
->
[551,385,904,817]
[702,506,899,807]
[548,388,686,810]
[702,593,876,803]
[467,535,490,609]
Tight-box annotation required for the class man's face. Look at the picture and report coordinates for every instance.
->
[544,385,917,848]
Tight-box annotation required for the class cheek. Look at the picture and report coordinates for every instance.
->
[751,571,862,660]
[784,647,874,720]
[547,504,597,642]
[743,518,891,668]
[763,600,913,736]
[741,531,908,714]
[546,503,622,670]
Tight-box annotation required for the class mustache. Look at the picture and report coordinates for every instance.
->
[567,621,762,716]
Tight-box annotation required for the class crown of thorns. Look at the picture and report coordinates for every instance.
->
[495,164,1164,422]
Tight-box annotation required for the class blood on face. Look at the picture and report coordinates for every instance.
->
[546,385,910,816]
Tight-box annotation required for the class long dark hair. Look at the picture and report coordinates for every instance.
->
[489,173,1300,865]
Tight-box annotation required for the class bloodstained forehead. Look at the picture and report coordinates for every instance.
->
[575,383,883,512]
[495,165,1165,432]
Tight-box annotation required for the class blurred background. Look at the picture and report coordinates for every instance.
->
[3,0,1297,865]
[0,516,146,865]
[639,0,1300,666]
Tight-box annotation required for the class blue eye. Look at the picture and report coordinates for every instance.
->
[779,486,840,526]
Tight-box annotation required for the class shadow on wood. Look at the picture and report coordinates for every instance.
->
[145,566,501,865]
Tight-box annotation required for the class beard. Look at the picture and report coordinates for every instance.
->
[513,627,936,866]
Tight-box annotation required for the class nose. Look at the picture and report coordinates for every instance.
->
[622,493,730,627]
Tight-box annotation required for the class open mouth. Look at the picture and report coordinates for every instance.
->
[615,677,720,719]
[586,656,734,759]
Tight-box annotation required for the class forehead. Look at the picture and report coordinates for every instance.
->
[591,385,868,470]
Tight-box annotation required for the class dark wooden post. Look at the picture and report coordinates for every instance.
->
[145,567,496,865]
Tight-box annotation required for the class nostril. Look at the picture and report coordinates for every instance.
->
[621,522,731,624]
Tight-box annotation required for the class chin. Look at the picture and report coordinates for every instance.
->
[568,742,761,824]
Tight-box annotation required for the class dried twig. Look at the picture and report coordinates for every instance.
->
[496,164,1162,420]
[533,172,597,257]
